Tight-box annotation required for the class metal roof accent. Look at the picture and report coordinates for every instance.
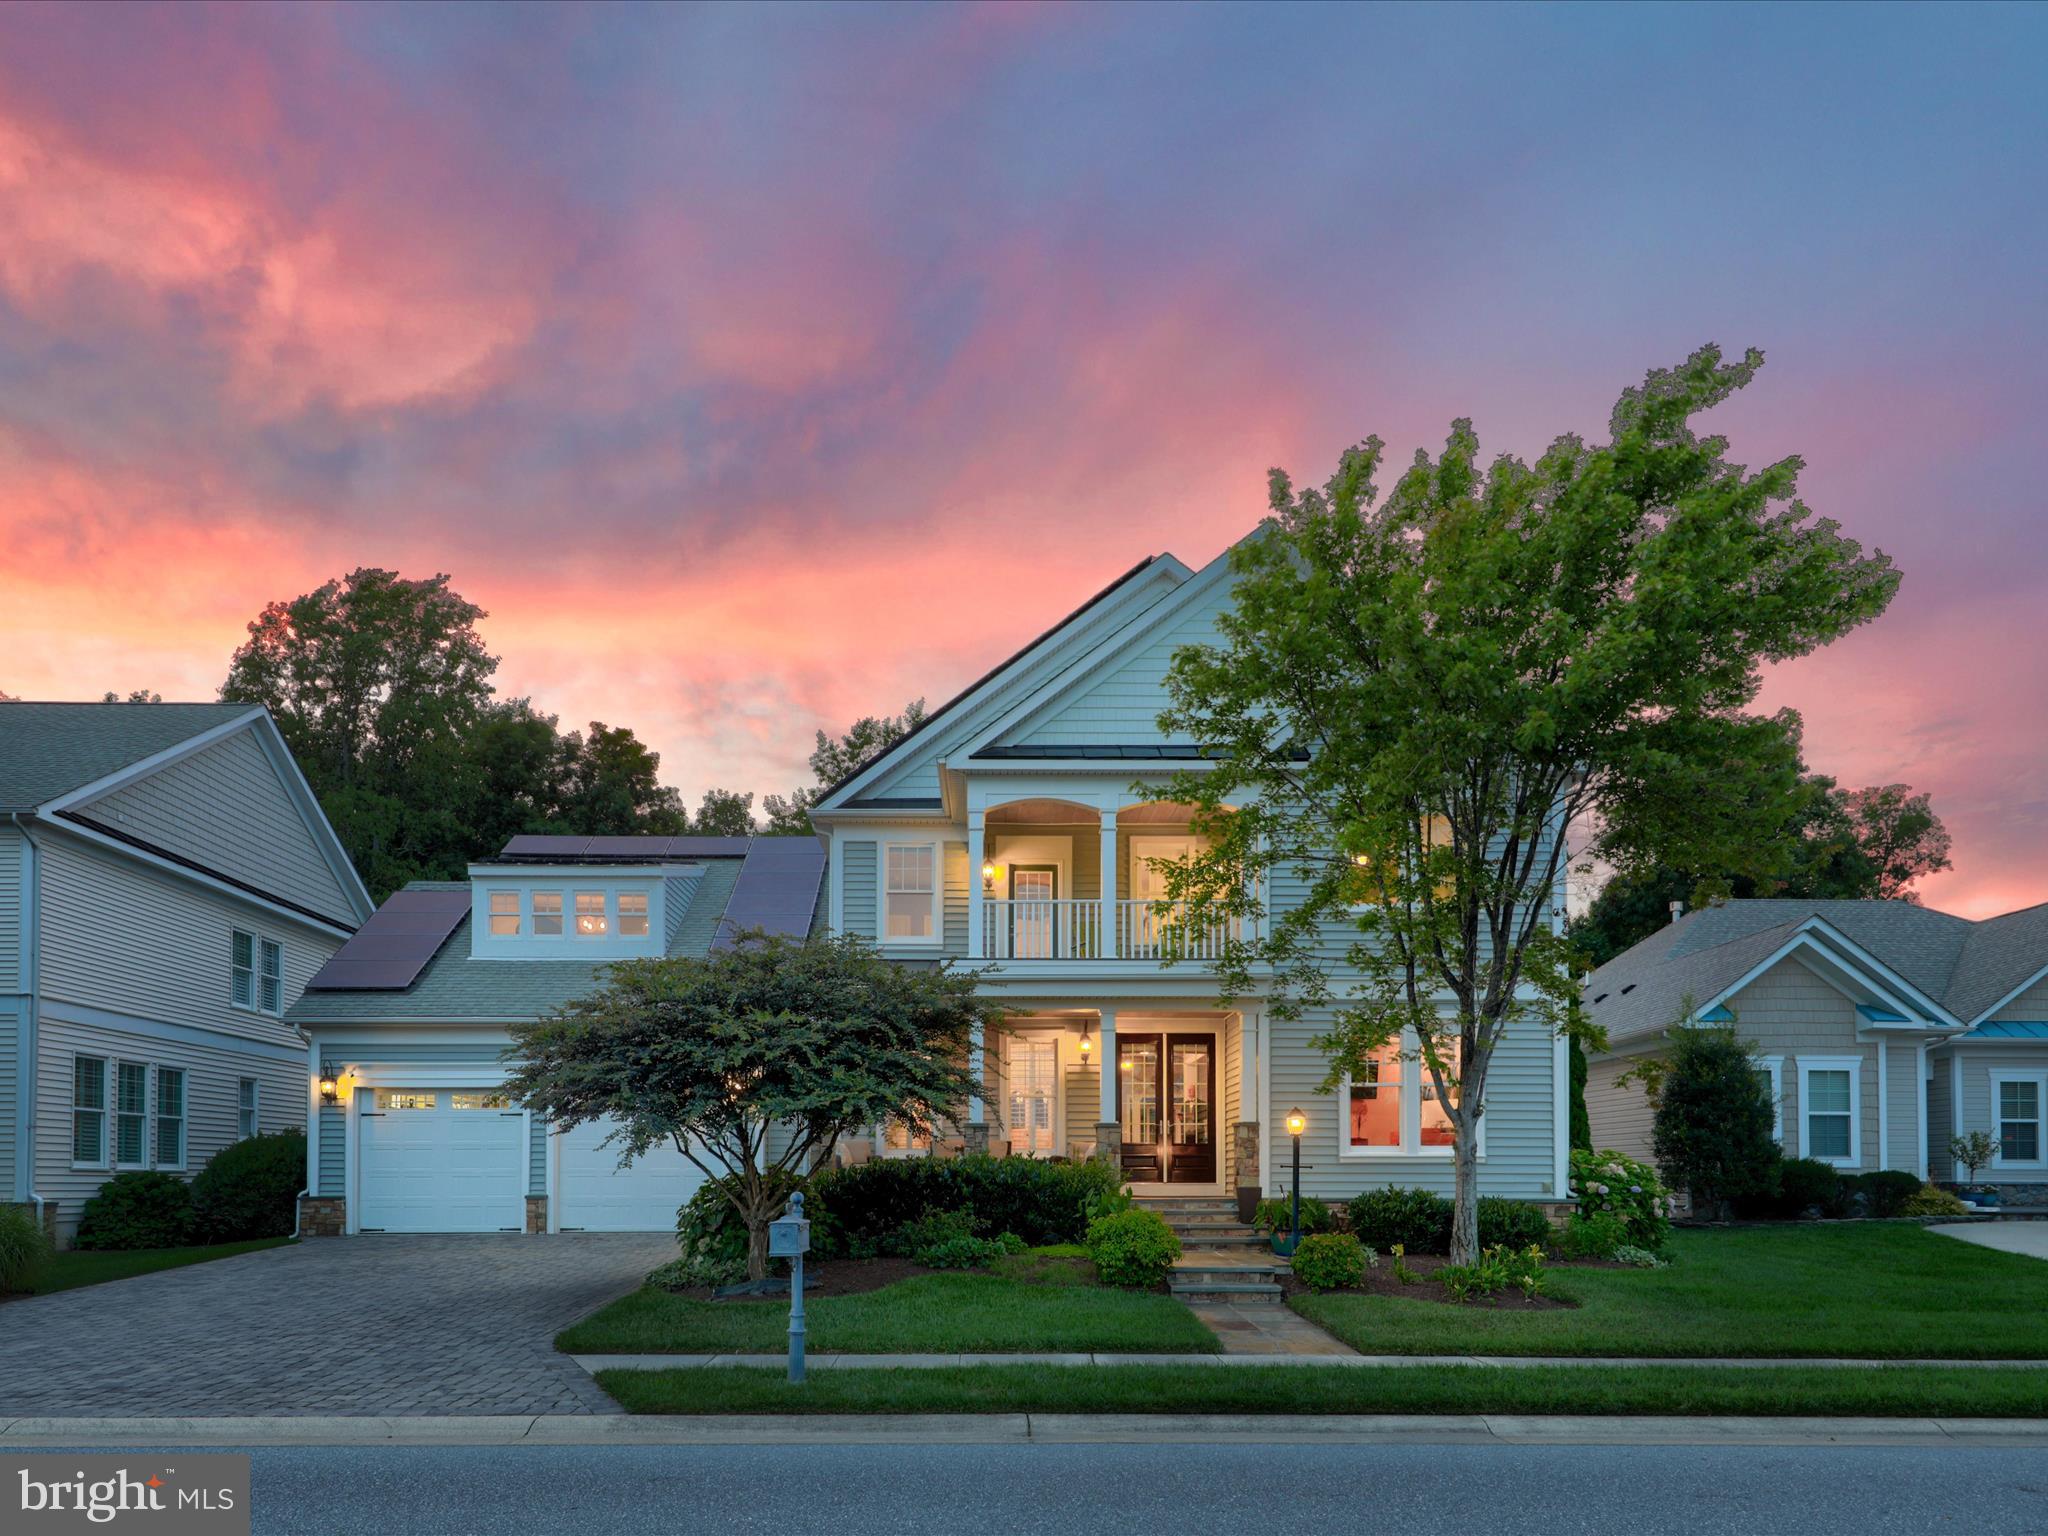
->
[303,886,471,990]
[1968,1021,2048,1040]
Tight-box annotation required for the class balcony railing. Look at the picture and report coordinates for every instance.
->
[978,898,1242,961]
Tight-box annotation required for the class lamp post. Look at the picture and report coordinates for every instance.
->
[1281,1107,1307,1255]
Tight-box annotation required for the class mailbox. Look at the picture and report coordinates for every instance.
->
[768,1191,811,1259]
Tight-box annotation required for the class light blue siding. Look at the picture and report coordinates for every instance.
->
[317,1103,344,1196]
[942,842,968,958]
[0,1003,18,1200]
[842,842,877,939]
[0,826,21,993]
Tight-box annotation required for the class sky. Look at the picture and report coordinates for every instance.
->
[0,2,2043,917]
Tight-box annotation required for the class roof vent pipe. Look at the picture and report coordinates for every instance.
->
[1669,900,1685,925]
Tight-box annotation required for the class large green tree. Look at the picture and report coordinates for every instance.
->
[1157,346,1900,1262]
[762,698,929,833]
[504,933,994,1278]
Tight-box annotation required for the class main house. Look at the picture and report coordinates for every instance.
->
[1584,898,2048,1192]
[1,702,375,1245]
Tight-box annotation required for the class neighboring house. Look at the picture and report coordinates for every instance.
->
[1,702,375,1245]
[807,535,1571,1219]
[286,835,823,1235]
[1584,898,2048,1191]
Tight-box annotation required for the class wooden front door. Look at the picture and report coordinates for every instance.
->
[1118,1033,1217,1184]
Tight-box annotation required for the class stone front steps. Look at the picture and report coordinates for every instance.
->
[1137,1196,1269,1252]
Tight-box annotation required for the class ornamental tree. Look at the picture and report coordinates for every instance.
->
[504,932,995,1278]
[1157,346,1900,1263]
[1643,1023,1781,1220]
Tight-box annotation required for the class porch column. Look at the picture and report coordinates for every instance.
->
[967,813,985,960]
[1099,808,1119,959]
[1095,1006,1120,1164]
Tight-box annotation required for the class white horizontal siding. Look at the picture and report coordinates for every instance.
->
[1006,583,1233,746]
[80,725,356,925]
[0,1002,18,1200]
[0,825,22,992]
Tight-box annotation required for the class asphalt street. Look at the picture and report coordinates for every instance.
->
[81,1441,2048,1535]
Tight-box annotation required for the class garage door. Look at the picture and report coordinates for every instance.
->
[556,1118,707,1232]
[357,1088,525,1233]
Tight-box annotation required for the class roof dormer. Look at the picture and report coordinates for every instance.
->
[466,863,680,961]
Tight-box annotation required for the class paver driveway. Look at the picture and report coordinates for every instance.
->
[0,1233,673,1417]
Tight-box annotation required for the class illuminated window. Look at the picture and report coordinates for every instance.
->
[619,891,650,937]
[884,844,937,941]
[488,890,522,936]
[1341,1029,1463,1156]
[575,891,608,937]
[880,1118,934,1157]
[452,1092,511,1111]
[1347,1043,1402,1149]
[532,891,563,936]
[377,1090,437,1111]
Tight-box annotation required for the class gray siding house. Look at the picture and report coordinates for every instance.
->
[1585,899,2048,1191]
[1,702,375,1245]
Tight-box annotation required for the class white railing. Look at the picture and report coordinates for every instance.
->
[1116,899,1241,962]
[980,899,1105,960]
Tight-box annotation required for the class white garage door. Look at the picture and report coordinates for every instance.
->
[556,1118,707,1232]
[357,1088,526,1233]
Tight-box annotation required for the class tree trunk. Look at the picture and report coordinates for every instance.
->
[746,1212,770,1281]
[1449,1129,1481,1265]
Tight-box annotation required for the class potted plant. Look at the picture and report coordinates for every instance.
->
[1949,1132,2002,1207]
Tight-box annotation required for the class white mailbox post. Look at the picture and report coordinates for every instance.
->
[768,1191,812,1384]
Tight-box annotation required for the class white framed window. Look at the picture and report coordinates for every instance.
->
[154,1066,186,1170]
[238,1077,260,1140]
[1757,1056,1784,1143]
[1993,1072,2047,1168]
[488,890,522,937]
[259,938,282,1014]
[618,891,650,937]
[114,1060,149,1168]
[231,930,256,1009]
[883,842,938,943]
[532,890,564,936]
[236,930,283,1014]
[1340,1029,1463,1157]
[574,891,609,937]
[73,1054,108,1167]
[1798,1057,1862,1168]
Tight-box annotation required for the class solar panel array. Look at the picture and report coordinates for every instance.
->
[303,886,472,991]
[496,834,754,861]
[714,837,826,950]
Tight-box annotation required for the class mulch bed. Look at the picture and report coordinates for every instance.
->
[1274,1249,1612,1311]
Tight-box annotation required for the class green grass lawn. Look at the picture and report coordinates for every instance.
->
[1295,1225,2048,1359]
[559,1267,1218,1355]
[4,1238,290,1298]
[596,1361,2048,1417]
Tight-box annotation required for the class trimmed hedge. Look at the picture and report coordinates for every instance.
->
[809,1155,1123,1257]
[1346,1187,1555,1256]
[1291,1232,1367,1291]
[75,1171,195,1251]
[1085,1207,1180,1289]
[191,1130,306,1242]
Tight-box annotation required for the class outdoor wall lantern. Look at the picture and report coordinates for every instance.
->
[318,1074,340,1106]
[981,860,1001,894]
[1077,1027,1093,1060]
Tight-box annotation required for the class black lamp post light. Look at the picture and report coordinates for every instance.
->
[1274,1106,1307,1255]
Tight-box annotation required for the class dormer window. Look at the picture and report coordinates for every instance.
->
[575,891,609,937]
[533,891,563,936]
[619,891,650,937]
[488,891,522,937]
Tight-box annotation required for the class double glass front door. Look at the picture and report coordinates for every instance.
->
[1117,1032,1216,1184]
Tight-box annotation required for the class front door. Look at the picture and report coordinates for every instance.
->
[1118,1033,1216,1184]
[1006,1036,1059,1156]
[1009,865,1059,958]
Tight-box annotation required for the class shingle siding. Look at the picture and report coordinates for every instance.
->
[1951,1048,2048,1184]
[1990,976,2048,1022]
[81,725,357,927]
[1585,1054,1658,1166]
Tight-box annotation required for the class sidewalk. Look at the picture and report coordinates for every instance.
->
[570,1350,2048,1372]
[6,1412,2048,1448]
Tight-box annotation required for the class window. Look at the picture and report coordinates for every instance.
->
[1346,814,1454,904]
[574,891,608,937]
[233,930,282,1013]
[884,844,937,941]
[880,1118,934,1157]
[1757,1057,1784,1143]
[1343,1029,1462,1156]
[154,1067,186,1169]
[1995,1074,2046,1167]
[488,890,522,937]
[1418,1038,1460,1148]
[618,891,650,937]
[1799,1058,1861,1168]
[532,891,564,936]
[73,1055,107,1165]
[1347,1042,1402,1149]
[114,1061,149,1167]
[376,1090,437,1111]
[451,1092,511,1110]
[231,930,255,1008]
[259,938,282,1014]
[238,1078,260,1140]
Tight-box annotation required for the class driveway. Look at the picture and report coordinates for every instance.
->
[1929,1221,2048,1261]
[0,1233,672,1417]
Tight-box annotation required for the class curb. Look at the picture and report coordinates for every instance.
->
[7,1414,2048,1448]
[570,1351,2048,1373]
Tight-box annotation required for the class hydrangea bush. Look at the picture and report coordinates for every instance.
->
[1569,1148,1673,1250]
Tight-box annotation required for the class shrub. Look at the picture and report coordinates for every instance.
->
[1554,1210,1629,1260]
[1647,1024,1782,1218]
[1772,1157,1842,1219]
[1253,1196,1333,1236]
[1349,1186,1454,1254]
[1439,1243,1546,1303]
[1478,1198,1552,1250]
[809,1155,1123,1256]
[74,1172,195,1251]
[675,1168,808,1282]
[1084,1207,1181,1289]
[1844,1170,1923,1219]
[190,1130,306,1242]
[1901,1184,1970,1218]
[1291,1232,1368,1291]
[1611,1244,1668,1269]
[1569,1149,1672,1249]
[1,1205,51,1292]
[1951,1131,2000,1182]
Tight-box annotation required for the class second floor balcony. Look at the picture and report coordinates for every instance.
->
[978,896,1245,961]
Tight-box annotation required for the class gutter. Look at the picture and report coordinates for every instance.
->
[7,812,44,1233]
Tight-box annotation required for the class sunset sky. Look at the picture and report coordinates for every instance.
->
[1,4,2043,916]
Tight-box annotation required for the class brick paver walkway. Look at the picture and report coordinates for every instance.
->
[0,1234,673,1417]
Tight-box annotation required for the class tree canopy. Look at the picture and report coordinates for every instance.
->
[763,698,928,833]
[503,933,994,1277]
[1157,345,1900,1261]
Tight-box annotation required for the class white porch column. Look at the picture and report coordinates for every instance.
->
[966,813,986,959]
[1099,808,1119,959]
[1098,1006,1117,1124]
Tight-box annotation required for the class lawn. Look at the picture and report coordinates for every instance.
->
[559,1267,1217,1355]
[3,1238,290,1298]
[1294,1225,2048,1359]
[596,1361,2048,1418]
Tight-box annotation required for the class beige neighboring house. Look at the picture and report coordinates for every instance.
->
[1584,899,2048,1192]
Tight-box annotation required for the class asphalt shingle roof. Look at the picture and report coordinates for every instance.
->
[0,701,260,810]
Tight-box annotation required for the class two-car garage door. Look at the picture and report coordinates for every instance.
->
[356,1087,705,1233]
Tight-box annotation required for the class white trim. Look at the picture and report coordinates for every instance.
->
[1552,1028,1568,1199]
[1685,926,1959,1036]
[878,837,942,947]
[1877,1036,1890,1172]
[999,1028,1064,1157]
[153,1063,187,1171]
[238,1075,261,1141]
[1964,958,2048,1031]
[70,1050,109,1170]
[1918,1039,1936,1180]
[111,1056,150,1170]
[1990,1070,2048,1170]
[1798,1055,1863,1169]
[1336,1027,1481,1161]
[1757,1055,1784,1144]
[305,1035,321,1197]
[1952,1051,1966,1181]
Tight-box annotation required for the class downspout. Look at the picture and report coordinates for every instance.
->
[8,812,45,1235]
[1916,1036,1937,1181]
[289,1025,311,1241]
